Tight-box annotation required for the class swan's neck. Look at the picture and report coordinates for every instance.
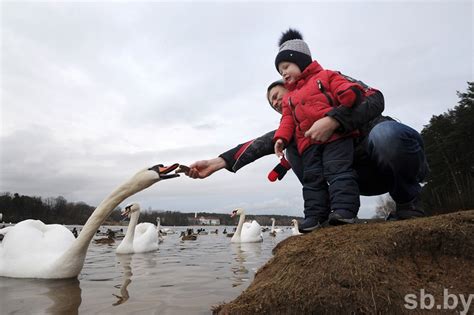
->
[271,220,275,232]
[235,213,245,237]
[122,211,139,246]
[53,172,157,275]
[72,185,132,254]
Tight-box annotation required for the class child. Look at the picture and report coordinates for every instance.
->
[273,29,363,232]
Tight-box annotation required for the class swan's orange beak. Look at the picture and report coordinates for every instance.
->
[230,209,238,218]
[148,163,180,180]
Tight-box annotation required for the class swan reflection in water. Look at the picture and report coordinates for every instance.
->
[113,254,133,306]
[0,277,82,314]
[230,242,263,288]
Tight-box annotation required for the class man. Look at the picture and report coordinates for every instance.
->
[186,80,428,226]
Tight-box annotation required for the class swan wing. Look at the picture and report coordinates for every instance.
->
[240,220,263,243]
[292,227,301,235]
[0,220,75,278]
[133,223,158,253]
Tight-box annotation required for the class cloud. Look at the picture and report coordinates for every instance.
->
[1,1,471,220]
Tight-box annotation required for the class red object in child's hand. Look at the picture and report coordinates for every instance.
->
[268,157,292,182]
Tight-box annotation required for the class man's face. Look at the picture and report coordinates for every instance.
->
[267,85,288,114]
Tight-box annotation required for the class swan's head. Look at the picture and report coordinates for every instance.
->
[148,163,181,180]
[230,208,244,218]
[122,203,140,217]
[271,218,275,222]
[291,219,298,225]
[124,163,180,196]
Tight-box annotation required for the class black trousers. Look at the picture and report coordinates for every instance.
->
[301,138,360,219]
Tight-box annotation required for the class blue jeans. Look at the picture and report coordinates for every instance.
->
[356,120,428,203]
[286,120,428,205]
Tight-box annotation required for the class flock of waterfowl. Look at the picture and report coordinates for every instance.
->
[88,206,297,245]
[0,163,300,280]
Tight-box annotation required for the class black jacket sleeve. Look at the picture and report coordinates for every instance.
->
[326,90,385,133]
[219,130,276,173]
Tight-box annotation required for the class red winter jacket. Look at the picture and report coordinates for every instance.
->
[274,61,363,155]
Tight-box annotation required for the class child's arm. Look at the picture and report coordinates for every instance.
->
[273,98,295,150]
[274,139,286,158]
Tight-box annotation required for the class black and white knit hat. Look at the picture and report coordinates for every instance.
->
[274,29,312,72]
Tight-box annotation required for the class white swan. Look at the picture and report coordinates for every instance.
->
[161,228,175,235]
[230,208,263,243]
[156,217,163,243]
[0,163,180,279]
[0,225,13,236]
[291,219,302,235]
[116,203,159,254]
[269,218,283,237]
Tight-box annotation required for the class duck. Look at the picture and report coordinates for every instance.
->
[180,231,197,241]
[230,208,263,243]
[269,218,283,237]
[116,203,159,254]
[94,235,115,244]
[0,163,180,279]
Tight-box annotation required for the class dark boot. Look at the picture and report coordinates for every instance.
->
[386,196,425,221]
[328,209,357,226]
[298,216,327,233]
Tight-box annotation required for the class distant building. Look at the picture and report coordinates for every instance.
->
[188,216,220,225]
[198,216,220,225]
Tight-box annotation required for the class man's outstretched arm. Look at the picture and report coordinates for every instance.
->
[187,130,276,179]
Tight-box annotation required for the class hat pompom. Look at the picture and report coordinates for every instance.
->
[278,28,304,46]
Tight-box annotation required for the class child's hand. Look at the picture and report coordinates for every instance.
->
[274,139,285,158]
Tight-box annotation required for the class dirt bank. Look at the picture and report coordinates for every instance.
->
[214,210,474,314]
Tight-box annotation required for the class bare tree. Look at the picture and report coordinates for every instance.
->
[373,195,396,219]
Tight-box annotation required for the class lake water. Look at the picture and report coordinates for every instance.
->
[0,225,292,314]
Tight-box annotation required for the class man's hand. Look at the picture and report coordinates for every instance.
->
[187,157,226,179]
[274,139,285,158]
[304,116,340,142]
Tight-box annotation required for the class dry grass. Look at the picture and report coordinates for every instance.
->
[213,210,474,314]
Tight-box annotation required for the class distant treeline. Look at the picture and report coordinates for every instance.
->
[0,192,299,226]
[420,81,474,214]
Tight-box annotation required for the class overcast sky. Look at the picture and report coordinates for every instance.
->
[1,1,472,219]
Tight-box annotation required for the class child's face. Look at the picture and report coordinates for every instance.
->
[278,61,301,84]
